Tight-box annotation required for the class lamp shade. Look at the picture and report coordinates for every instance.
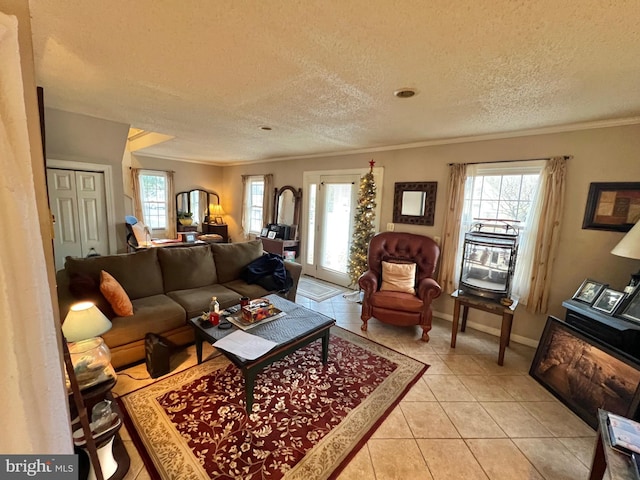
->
[611,222,640,260]
[62,301,112,342]
[210,204,225,216]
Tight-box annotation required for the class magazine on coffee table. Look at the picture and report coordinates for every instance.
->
[607,412,640,456]
[226,308,286,331]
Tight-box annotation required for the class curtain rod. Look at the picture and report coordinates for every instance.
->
[447,155,571,166]
[129,166,175,173]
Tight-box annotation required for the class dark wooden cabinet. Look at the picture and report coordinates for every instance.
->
[259,236,299,259]
[202,223,229,242]
[562,299,640,362]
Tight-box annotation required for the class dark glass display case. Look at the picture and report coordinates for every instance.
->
[459,221,519,300]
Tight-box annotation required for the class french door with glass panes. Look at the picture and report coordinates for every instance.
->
[302,168,384,287]
[302,173,360,286]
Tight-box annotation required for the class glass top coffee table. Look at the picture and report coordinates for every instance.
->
[189,294,335,412]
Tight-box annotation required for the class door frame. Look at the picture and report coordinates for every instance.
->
[301,167,384,279]
[47,159,117,255]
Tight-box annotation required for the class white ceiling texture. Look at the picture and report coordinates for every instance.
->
[29,0,640,165]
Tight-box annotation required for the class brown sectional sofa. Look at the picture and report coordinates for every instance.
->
[56,240,301,368]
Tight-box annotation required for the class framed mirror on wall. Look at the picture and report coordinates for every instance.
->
[272,186,302,240]
[175,189,220,227]
[393,182,437,226]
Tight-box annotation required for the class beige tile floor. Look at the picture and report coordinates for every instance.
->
[113,291,597,480]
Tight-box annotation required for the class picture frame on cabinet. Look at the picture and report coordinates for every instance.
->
[592,288,626,315]
[572,279,607,305]
[616,285,640,324]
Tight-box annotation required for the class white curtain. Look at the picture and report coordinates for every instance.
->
[263,174,274,228]
[511,165,547,301]
[166,170,176,239]
[131,168,144,222]
[240,174,250,238]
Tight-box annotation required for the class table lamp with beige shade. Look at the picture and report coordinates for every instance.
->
[210,203,226,224]
[62,301,116,390]
[611,221,640,292]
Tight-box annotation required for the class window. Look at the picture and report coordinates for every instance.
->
[139,170,168,232]
[456,161,545,301]
[244,176,265,235]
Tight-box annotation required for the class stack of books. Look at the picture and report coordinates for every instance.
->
[606,412,640,478]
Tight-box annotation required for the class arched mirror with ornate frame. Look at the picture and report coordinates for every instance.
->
[272,186,302,239]
[176,189,220,228]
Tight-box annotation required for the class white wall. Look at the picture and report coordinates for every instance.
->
[45,107,130,251]
[0,0,71,454]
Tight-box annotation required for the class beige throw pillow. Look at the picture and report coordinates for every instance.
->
[380,261,417,295]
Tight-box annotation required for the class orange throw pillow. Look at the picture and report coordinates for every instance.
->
[380,261,417,295]
[99,270,133,316]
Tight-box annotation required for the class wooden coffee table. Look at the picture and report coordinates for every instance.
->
[190,294,335,412]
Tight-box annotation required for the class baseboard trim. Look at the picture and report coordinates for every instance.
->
[433,309,539,348]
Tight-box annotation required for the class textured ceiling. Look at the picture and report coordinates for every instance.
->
[29,0,640,164]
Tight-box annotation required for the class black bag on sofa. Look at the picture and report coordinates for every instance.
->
[240,253,293,292]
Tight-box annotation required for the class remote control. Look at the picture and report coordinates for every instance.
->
[226,305,241,314]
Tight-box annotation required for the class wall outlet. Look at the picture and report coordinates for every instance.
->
[386,222,395,232]
[434,236,441,245]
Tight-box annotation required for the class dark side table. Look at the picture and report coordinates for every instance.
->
[450,290,518,366]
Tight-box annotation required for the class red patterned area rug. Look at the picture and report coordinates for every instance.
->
[119,327,427,480]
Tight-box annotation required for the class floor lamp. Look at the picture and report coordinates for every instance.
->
[62,302,114,480]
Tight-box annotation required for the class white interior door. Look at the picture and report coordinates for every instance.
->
[47,169,109,270]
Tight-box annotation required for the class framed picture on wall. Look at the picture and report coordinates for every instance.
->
[530,316,640,429]
[582,182,640,232]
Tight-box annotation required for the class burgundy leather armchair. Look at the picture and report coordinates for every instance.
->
[358,232,442,341]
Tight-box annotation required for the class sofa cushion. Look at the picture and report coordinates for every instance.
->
[101,295,185,349]
[65,248,163,300]
[167,284,241,319]
[158,245,217,292]
[210,240,263,284]
[222,279,272,302]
